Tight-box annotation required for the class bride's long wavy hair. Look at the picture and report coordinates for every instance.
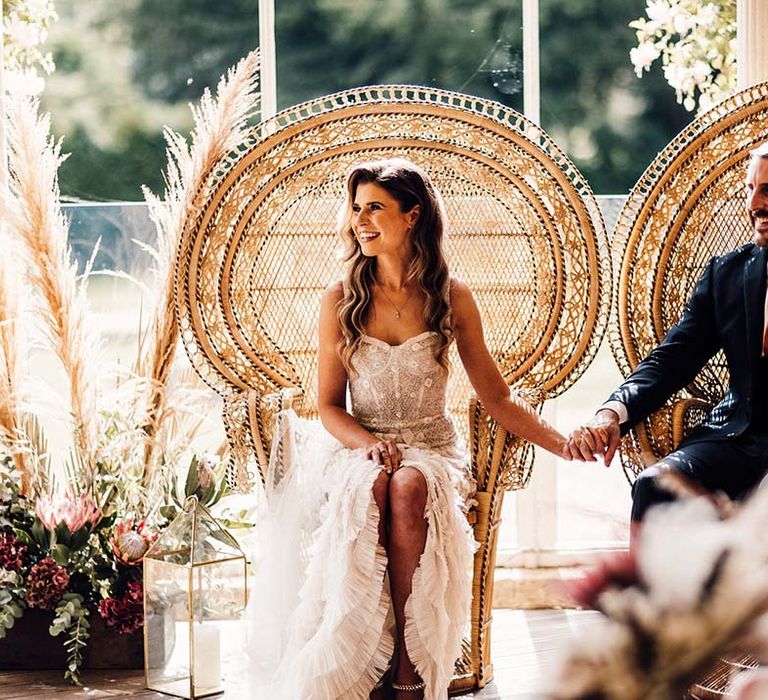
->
[336,158,452,373]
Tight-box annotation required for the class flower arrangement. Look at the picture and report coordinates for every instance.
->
[0,51,261,683]
[629,0,736,113]
[0,467,155,682]
[549,483,768,699]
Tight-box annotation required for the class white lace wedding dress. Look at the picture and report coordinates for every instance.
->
[241,331,476,700]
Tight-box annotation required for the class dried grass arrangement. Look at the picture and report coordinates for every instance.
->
[549,487,768,700]
[0,51,260,683]
[139,49,261,486]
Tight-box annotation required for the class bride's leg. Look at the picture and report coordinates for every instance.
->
[388,466,428,696]
[372,470,390,548]
[370,471,392,700]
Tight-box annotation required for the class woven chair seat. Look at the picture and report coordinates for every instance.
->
[174,84,611,691]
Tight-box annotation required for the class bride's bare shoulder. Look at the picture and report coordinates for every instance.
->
[448,276,474,306]
[322,280,345,304]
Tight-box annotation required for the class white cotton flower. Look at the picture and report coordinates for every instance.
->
[630,43,661,75]
[646,0,672,24]
[638,498,735,610]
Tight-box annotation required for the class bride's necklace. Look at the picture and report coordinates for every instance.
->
[377,284,410,320]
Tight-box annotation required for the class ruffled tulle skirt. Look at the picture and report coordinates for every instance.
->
[236,410,476,700]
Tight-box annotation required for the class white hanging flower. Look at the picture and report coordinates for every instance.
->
[673,11,696,36]
[23,0,56,19]
[5,17,42,51]
[630,43,661,76]
[690,59,713,84]
[646,0,672,24]
[629,0,736,113]
[696,3,720,27]
[663,61,692,94]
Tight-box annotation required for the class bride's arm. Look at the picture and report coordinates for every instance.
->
[452,279,570,460]
[318,284,402,472]
[317,282,378,450]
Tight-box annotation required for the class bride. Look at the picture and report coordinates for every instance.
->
[245,158,571,700]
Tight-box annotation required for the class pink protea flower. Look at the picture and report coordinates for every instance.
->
[36,493,102,533]
[98,581,143,634]
[110,519,156,565]
[0,532,27,572]
[25,556,69,610]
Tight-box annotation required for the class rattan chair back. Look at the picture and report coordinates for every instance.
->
[176,84,610,457]
[610,82,768,478]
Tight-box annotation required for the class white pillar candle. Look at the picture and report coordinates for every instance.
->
[193,623,221,691]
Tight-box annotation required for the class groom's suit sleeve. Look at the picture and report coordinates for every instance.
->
[607,258,723,432]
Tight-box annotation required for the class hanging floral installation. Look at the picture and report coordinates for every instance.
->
[629,0,736,113]
[2,0,58,95]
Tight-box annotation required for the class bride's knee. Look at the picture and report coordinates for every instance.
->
[389,467,427,518]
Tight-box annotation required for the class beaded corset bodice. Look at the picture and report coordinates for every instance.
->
[349,331,457,452]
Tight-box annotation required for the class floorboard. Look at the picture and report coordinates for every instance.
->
[0,610,608,699]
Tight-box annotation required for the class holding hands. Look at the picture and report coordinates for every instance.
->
[566,408,621,466]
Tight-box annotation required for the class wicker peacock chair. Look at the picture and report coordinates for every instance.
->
[174,85,611,692]
[610,81,768,483]
[611,82,768,699]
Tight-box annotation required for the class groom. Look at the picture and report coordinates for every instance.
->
[569,143,768,529]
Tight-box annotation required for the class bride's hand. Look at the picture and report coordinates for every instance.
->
[366,439,402,475]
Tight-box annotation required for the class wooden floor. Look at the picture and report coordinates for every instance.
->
[0,609,691,699]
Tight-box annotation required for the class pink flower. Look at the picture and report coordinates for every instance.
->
[25,556,69,610]
[36,493,102,533]
[0,532,27,571]
[110,519,156,565]
[98,581,143,634]
[566,550,640,610]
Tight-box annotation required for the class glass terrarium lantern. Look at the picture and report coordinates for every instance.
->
[143,496,247,698]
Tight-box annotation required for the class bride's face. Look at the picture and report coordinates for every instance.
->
[351,182,419,258]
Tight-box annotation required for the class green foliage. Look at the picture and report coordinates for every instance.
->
[0,575,26,640]
[42,0,693,200]
[49,593,90,685]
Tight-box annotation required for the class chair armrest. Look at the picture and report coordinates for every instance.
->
[468,385,544,494]
[222,387,303,491]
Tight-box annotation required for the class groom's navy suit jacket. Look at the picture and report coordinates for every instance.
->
[607,242,768,447]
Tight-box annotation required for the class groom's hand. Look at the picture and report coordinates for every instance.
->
[566,409,621,466]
